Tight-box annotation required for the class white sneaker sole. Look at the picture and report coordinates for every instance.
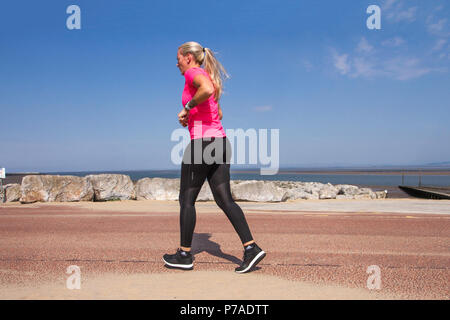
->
[162,258,193,269]
[235,251,266,273]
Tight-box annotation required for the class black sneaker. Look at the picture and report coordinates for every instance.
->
[163,248,194,270]
[235,243,266,273]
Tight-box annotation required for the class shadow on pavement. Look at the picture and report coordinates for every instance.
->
[191,233,242,265]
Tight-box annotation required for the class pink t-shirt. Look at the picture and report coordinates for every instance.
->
[182,67,226,140]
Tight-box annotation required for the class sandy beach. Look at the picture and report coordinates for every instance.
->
[0,199,449,300]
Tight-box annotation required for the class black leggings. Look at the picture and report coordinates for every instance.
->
[179,136,254,248]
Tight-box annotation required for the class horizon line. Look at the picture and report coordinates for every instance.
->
[5,164,450,174]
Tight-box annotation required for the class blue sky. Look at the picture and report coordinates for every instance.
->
[1,0,449,172]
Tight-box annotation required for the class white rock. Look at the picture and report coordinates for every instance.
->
[15,175,382,203]
[336,194,354,199]
[302,182,324,195]
[86,174,135,201]
[358,188,377,199]
[231,180,287,202]
[3,184,21,202]
[135,178,179,200]
[284,188,318,200]
[20,175,94,203]
[319,184,339,199]
[375,190,388,199]
[336,184,360,196]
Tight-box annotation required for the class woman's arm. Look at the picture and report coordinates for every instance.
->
[185,74,215,108]
[179,74,218,127]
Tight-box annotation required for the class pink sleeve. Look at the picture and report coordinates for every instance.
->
[184,68,205,87]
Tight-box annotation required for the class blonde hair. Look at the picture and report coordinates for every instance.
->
[178,41,229,102]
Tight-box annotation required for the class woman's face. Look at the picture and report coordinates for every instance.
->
[176,49,190,75]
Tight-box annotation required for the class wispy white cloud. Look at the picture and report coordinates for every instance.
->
[356,37,374,53]
[351,57,380,78]
[382,0,397,10]
[431,39,448,52]
[331,36,442,81]
[253,106,272,112]
[425,13,449,58]
[427,18,448,35]
[332,51,435,81]
[383,58,433,80]
[383,0,418,23]
[382,37,406,47]
[332,51,350,75]
[394,6,418,23]
[328,2,449,81]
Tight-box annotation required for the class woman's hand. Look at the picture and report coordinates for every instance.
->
[178,108,189,127]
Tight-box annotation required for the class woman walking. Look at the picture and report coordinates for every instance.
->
[163,41,266,273]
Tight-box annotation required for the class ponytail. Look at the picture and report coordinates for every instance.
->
[178,41,230,102]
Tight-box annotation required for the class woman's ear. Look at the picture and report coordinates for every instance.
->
[186,52,195,65]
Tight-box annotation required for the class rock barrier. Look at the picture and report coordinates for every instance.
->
[1,174,388,204]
